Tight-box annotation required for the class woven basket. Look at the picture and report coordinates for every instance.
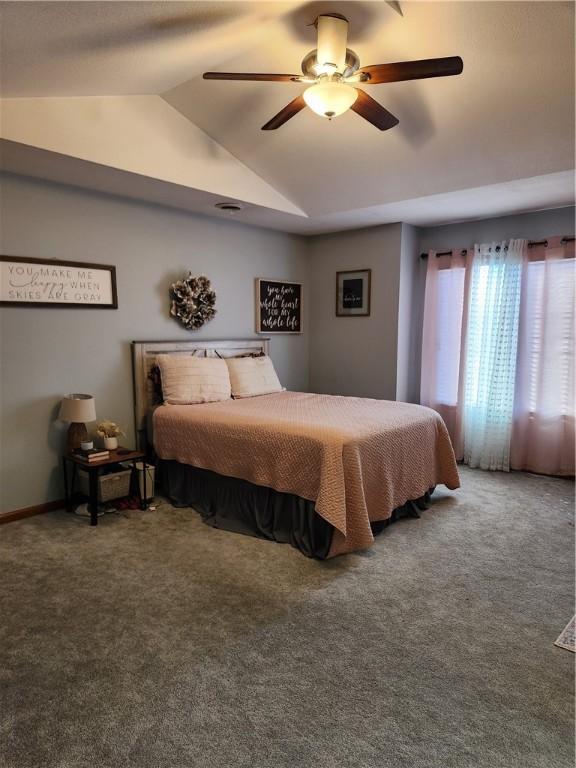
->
[78,468,132,503]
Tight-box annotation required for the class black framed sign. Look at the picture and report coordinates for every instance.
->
[0,256,118,308]
[336,269,371,317]
[256,278,302,334]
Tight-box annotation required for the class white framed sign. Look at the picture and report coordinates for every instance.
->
[0,256,118,308]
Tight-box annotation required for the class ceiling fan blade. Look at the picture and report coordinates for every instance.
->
[262,95,307,130]
[360,56,463,84]
[203,72,299,82]
[351,90,399,131]
[386,2,404,17]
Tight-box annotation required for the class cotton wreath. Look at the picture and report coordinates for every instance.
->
[169,273,217,330]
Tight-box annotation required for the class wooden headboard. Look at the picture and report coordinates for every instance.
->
[131,338,270,448]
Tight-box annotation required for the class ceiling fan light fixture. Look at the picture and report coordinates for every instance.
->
[303,81,357,119]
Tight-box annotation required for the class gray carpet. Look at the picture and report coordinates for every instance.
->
[0,467,574,768]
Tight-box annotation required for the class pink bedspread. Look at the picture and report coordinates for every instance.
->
[153,391,460,557]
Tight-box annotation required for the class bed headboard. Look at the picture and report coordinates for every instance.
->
[131,338,270,448]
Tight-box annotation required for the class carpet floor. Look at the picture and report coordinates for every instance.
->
[0,467,574,768]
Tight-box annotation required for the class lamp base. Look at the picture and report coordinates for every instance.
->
[67,422,88,453]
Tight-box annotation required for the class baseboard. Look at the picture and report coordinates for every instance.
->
[0,499,65,525]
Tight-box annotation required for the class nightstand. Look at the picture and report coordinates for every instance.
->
[63,447,148,526]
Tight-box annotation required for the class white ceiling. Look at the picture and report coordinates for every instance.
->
[0,1,574,233]
[0,1,302,97]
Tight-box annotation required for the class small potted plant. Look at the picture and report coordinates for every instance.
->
[96,419,125,450]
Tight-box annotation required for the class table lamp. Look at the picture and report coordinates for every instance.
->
[59,394,97,452]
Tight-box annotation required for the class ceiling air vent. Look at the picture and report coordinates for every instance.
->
[215,202,243,213]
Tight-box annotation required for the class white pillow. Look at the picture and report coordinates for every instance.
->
[156,355,231,405]
[225,356,284,399]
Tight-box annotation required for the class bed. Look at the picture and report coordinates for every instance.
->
[132,339,460,558]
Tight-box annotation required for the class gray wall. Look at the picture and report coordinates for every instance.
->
[308,223,403,399]
[0,174,309,512]
[307,207,575,405]
[419,206,575,252]
[1,170,573,514]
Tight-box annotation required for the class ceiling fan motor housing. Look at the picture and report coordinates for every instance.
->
[301,48,360,79]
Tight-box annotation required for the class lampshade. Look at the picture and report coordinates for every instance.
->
[58,394,96,423]
[303,81,358,119]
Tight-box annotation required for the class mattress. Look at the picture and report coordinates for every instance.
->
[153,391,460,557]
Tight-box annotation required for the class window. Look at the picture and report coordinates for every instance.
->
[435,267,465,406]
[522,258,575,417]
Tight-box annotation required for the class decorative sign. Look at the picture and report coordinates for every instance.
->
[336,269,371,317]
[0,256,118,308]
[256,278,302,334]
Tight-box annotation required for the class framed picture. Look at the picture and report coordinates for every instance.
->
[256,278,302,334]
[336,269,371,317]
[0,256,118,308]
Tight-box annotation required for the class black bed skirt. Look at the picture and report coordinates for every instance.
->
[159,460,434,560]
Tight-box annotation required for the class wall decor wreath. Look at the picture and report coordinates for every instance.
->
[169,273,217,330]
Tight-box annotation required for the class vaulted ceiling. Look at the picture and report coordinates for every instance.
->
[1,1,574,234]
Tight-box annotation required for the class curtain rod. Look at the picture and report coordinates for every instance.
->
[419,236,575,259]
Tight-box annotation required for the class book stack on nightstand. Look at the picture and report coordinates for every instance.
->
[72,447,110,463]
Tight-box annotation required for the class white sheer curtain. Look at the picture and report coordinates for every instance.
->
[462,240,525,470]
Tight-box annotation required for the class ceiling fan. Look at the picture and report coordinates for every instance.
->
[203,14,463,131]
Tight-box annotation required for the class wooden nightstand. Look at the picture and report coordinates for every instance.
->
[63,447,148,526]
